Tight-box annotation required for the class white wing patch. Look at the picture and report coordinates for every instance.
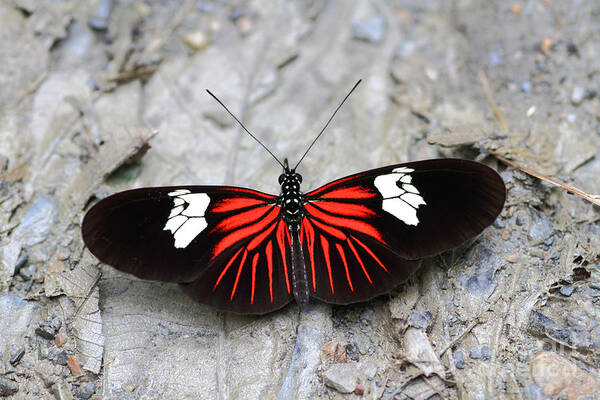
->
[163,189,210,248]
[373,167,426,225]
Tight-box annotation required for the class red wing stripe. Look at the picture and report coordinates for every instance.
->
[276,220,291,294]
[305,204,384,243]
[301,219,317,291]
[306,175,356,196]
[251,252,259,304]
[212,197,268,213]
[320,234,334,294]
[350,235,388,273]
[310,218,346,241]
[214,205,274,232]
[247,220,278,251]
[212,207,280,260]
[266,241,274,303]
[230,249,248,300]
[317,186,377,200]
[346,238,373,285]
[311,201,376,218]
[335,243,354,292]
[213,247,243,291]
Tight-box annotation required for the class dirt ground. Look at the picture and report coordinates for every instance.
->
[1,0,599,399]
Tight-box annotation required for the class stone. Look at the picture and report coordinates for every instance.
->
[530,352,600,399]
[454,351,465,369]
[0,376,18,396]
[322,362,361,393]
[407,310,433,329]
[352,15,386,44]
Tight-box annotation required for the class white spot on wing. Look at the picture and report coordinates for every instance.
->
[168,205,184,218]
[382,198,419,226]
[179,193,210,217]
[163,191,211,248]
[401,192,426,208]
[173,217,208,248]
[164,215,187,233]
[373,168,425,225]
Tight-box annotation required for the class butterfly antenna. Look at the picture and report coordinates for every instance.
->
[293,79,362,171]
[206,89,285,169]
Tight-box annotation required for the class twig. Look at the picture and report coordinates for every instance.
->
[493,153,600,207]
[437,319,480,358]
[73,272,102,320]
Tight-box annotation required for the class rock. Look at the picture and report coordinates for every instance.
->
[454,351,465,369]
[9,344,25,366]
[88,0,114,31]
[528,217,554,245]
[530,352,600,399]
[571,86,585,105]
[480,346,491,360]
[354,384,365,395]
[469,346,481,359]
[76,382,96,399]
[460,247,502,298]
[559,285,575,297]
[56,350,69,366]
[352,15,386,44]
[182,31,210,51]
[12,193,58,247]
[522,384,549,400]
[0,295,38,362]
[407,310,433,329]
[322,363,361,393]
[18,264,36,280]
[0,376,18,396]
[54,382,74,400]
[35,314,62,340]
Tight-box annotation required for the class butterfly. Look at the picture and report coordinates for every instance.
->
[81,81,506,315]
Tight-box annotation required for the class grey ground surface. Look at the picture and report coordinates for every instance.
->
[1,1,599,399]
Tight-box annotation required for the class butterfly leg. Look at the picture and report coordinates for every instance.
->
[289,224,310,305]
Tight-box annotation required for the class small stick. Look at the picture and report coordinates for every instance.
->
[493,153,600,207]
[73,272,102,319]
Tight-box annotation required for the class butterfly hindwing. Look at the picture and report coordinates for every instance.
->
[301,158,505,302]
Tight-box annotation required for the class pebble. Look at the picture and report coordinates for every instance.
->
[183,30,210,51]
[480,346,491,360]
[0,376,18,396]
[36,314,62,340]
[354,384,365,395]
[559,285,575,297]
[531,352,600,398]
[407,310,433,330]
[352,15,386,44]
[54,382,74,400]
[56,350,69,366]
[76,382,96,399]
[322,362,362,393]
[571,86,585,105]
[454,351,465,369]
[9,345,25,366]
[88,0,114,31]
[528,218,554,244]
[18,264,36,280]
[469,346,481,359]
[521,81,532,92]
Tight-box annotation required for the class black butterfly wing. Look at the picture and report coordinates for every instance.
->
[82,186,293,314]
[302,158,505,304]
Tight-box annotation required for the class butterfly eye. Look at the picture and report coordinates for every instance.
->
[278,174,286,184]
[296,174,302,183]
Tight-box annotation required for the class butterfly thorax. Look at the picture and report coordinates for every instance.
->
[279,171,304,226]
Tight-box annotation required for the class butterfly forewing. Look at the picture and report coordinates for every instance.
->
[82,185,295,313]
[301,158,505,301]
